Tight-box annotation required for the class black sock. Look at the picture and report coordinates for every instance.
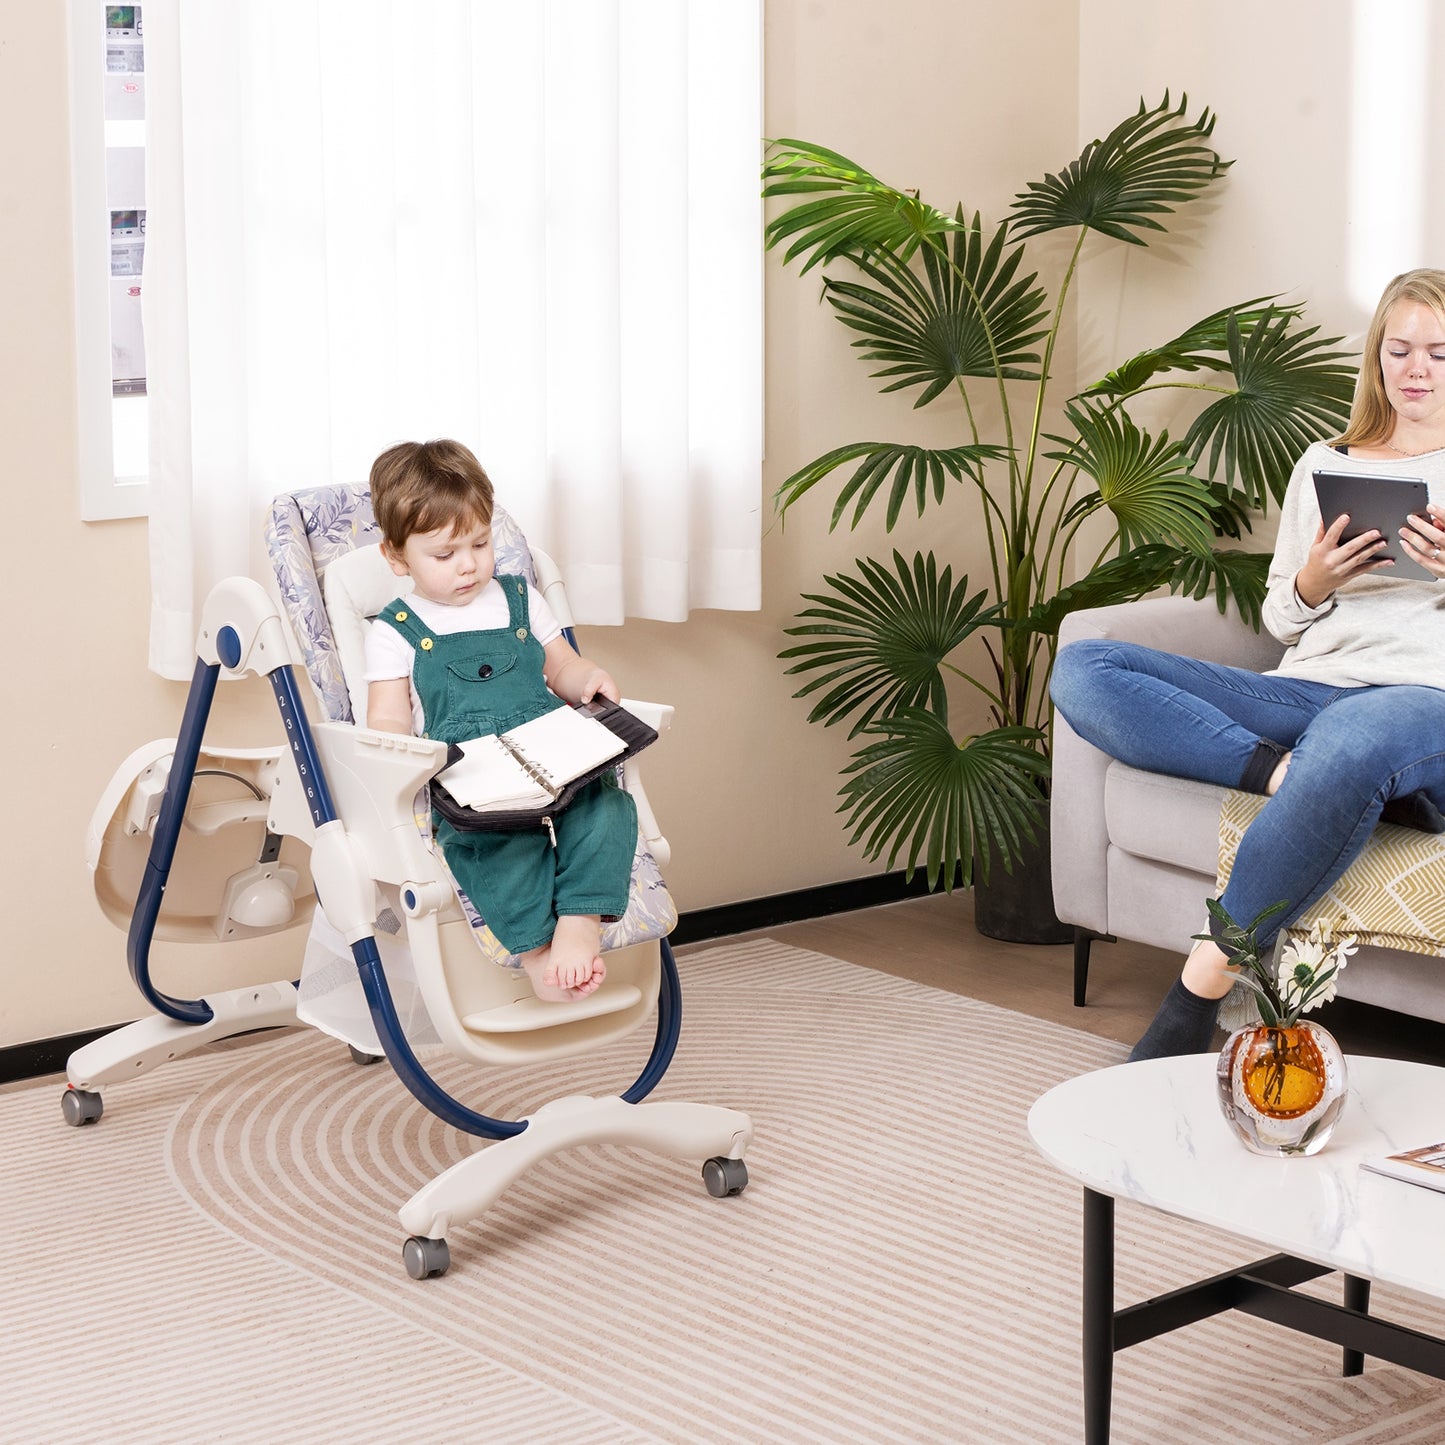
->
[1127,977,1222,1062]
[1380,791,1445,834]
[1239,737,1288,794]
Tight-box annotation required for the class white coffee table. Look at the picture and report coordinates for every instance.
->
[1029,1053,1445,1444]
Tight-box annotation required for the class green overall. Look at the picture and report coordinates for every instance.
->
[379,576,637,955]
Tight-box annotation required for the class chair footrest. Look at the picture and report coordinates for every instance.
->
[461,983,643,1034]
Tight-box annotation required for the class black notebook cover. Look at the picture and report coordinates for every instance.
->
[431,698,658,833]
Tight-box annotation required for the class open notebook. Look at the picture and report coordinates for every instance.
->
[432,698,657,831]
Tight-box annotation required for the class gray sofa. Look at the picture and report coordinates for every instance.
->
[1051,594,1445,1027]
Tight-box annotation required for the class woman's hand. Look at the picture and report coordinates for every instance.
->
[1294,513,1392,607]
[1399,502,1445,578]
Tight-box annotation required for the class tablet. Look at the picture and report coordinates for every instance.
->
[1312,470,1435,581]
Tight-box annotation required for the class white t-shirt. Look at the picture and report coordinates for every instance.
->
[364,579,564,733]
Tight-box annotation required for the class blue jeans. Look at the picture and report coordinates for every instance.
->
[1051,638,1445,945]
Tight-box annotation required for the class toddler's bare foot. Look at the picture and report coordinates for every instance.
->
[520,916,606,1001]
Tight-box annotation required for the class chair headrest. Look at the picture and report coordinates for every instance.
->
[322,546,414,728]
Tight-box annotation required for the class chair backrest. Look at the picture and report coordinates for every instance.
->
[265,484,538,724]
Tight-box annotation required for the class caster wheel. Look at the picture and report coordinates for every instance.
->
[702,1156,748,1198]
[402,1235,450,1280]
[61,1088,104,1127]
[348,1044,384,1066]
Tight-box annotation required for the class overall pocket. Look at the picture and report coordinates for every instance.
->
[444,649,519,731]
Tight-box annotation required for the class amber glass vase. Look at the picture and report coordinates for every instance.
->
[1216,1020,1348,1157]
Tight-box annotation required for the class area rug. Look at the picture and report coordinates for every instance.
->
[5,939,1443,1442]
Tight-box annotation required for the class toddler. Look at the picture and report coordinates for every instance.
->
[364,438,638,1001]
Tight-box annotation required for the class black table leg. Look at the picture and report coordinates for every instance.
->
[1343,1274,1372,1376]
[1083,1188,1115,1445]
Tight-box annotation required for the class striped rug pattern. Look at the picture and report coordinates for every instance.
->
[6,938,1445,1442]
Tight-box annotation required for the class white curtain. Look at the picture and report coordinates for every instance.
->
[142,0,763,678]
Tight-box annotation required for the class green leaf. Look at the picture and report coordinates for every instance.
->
[1162,545,1271,628]
[1009,93,1229,245]
[1205,480,1258,540]
[1019,543,1270,636]
[1184,309,1357,509]
[773,441,1010,531]
[780,551,1001,737]
[837,712,1050,890]
[1047,402,1217,551]
[1081,297,1289,397]
[1018,547,1178,636]
[762,139,966,273]
[821,212,1050,402]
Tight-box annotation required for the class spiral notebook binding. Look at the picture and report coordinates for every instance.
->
[501,740,560,797]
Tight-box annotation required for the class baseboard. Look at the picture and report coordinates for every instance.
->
[668,868,949,945]
[3,1026,114,1090]
[2,870,947,1086]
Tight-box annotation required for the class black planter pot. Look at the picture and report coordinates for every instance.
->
[972,815,1073,945]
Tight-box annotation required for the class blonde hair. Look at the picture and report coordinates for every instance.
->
[1336,268,1445,448]
[369,439,494,553]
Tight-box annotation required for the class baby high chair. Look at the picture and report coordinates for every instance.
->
[71,485,751,1278]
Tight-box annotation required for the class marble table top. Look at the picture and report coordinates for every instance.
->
[1029,1053,1445,1301]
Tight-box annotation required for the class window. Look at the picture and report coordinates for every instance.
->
[70,1,149,519]
[142,1,763,675]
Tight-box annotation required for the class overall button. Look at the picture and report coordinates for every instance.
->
[516,627,528,640]
[478,663,493,678]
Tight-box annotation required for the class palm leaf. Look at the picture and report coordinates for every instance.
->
[780,551,1001,737]
[1162,544,1271,626]
[822,212,1050,402]
[1048,402,1217,551]
[1009,93,1229,244]
[1205,480,1258,540]
[1184,310,1357,509]
[1022,542,1269,636]
[838,712,1050,889]
[1081,296,1288,397]
[1018,547,1179,636]
[762,139,965,273]
[773,441,1010,531]
[1058,543,1269,629]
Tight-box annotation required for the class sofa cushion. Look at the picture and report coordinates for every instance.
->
[1219,789,1445,957]
[1104,762,1223,874]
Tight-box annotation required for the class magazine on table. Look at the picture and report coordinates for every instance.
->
[1360,1140,1445,1195]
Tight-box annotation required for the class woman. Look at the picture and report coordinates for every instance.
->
[1051,268,1445,1060]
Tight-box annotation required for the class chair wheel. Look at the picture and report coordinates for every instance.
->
[702,1156,748,1198]
[402,1235,450,1279]
[348,1044,384,1066]
[61,1088,104,1127]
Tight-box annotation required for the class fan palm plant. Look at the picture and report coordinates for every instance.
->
[765,95,1356,897]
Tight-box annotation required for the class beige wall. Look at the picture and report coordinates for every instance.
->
[21,1,1424,1048]
[1078,0,1445,429]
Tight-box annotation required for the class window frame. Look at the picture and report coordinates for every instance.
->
[69,0,150,521]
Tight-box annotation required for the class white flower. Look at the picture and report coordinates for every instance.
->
[1275,921,1355,1017]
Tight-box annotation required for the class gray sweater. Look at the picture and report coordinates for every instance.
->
[1262,441,1445,689]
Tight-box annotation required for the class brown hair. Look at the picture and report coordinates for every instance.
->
[1336,268,1445,448]
[370,439,494,553]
